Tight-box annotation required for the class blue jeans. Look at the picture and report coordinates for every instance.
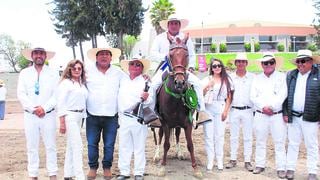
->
[0,101,5,120]
[86,113,119,169]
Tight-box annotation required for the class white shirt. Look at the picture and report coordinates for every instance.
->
[250,70,287,111]
[118,74,153,113]
[57,79,88,117]
[86,63,124,116]
[201,76,234,103]
[230,72,255,107]
[150,31,196,68]
[0,86,6,101]
[292,70,310,112]
[17,65,59,113]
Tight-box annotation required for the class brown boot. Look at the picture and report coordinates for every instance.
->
[87,168,97,180]
[49,175,57,180]
[225,160,237,169]
[244,162,253,172]
[148,118,162,128]
[30,177,38,180]
[195,111,212,128]
[103,168,112,180]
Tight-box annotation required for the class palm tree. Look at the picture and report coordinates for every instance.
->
[150,0,175,35]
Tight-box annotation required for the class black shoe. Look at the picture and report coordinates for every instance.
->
[244,162,253,172]
[134,175,144,180]
[286,170,294,180]
[225,160,237,169]
[253,167,265,174]
[117,175,130,180]
[308,174,318,180]
[64,178,73,180]
[277,170,286,179]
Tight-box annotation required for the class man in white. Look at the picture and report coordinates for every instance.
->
[17,47,59,180]
[250,53,287,178]
[117,56,153,180]
[150,14,209,125]
[283,50,320,180]
[226,53,254,171]
[0,79,7,120]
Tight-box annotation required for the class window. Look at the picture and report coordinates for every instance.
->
[226,36,244,42]
[259,36,276,42]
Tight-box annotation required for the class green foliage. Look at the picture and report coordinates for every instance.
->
[277,43,285,52]
[18,55,31,70]
[123,35,140,59]
[244,42,251,52]
[150,0,175,35]
[210,43,216,53]
[254,42,261,52]
[219,43,227,53]
[307,43,318,52]
[0,34,31,72]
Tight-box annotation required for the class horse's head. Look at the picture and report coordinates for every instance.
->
[167,33,189,91]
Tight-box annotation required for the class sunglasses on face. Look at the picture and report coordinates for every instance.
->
[71,67,82,71]
[212,64,222,69]
[235,60,247,64]
[295,58,312,65]
[261,60,275,66]
[34,81,39,95]
[129,61,143,67]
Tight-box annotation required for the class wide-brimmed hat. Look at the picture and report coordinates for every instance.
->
[21,47,55,61]
[87,47,121,61]
[159,14,189,31]
[291,49,320,64]
[120,55,150,74]
[257,52,283,70]
[230,52,250,65]
[0,79,4,86]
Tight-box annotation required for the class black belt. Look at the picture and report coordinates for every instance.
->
[256,110,282,115]
[69,109,84,113]
[232,106,251,110]
[24,108,55,114]
[292,110,303,117]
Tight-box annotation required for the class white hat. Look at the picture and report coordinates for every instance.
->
[21,47,55,61]
[87,47,121,61]
[120,55,150,74]
[159,14,189,31]
[257,52,283,70]
[235,53,248,61]
[292,49,320,64]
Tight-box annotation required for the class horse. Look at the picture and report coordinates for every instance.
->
[155,33,202,178]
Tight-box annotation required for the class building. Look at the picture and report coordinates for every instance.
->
[184,20,317,53]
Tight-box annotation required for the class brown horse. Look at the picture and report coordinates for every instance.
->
[156,33,202,178]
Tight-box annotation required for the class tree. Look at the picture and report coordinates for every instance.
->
[123,35,139,59]
[0,34,30,72]
[150,0,175,35]
[313,0,320,47]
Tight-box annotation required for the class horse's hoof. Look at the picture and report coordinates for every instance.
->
[153,146,161,163]
[177,153,184,160]
[153,156,160,163]
[158,166,166,177]
[193,168,203,179]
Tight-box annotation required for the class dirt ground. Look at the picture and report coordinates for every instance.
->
[0,100,319,180]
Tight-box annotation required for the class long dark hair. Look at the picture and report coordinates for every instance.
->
[208,58,232,98]
[60,59,86,84]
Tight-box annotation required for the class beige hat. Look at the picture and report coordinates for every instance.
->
[230,53,249,64]
[257,52,283,70]
[87,47,121,61]
[159,14,189,31]
[120,55,150,74]
[21,47,55,61]
[291,49,320,64]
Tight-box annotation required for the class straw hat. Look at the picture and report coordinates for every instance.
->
[257,52,283,70]
[230,53,250,65]
[291,49,320,64]
[159,14,189,31]
[120,55,150,74]
[21,47,55,61]
[87,47,121,61]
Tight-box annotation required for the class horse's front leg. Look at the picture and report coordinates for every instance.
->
[175,127,184,160]
[185,125,203,178]
[159,126,170,177]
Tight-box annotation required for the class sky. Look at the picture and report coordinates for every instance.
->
[0,0,316,68]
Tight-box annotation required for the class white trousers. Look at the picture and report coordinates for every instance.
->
[203,101,226,169]
[118,114,148,176]
[286,116,319,174]
[254,113,287,170]
[24,112,58,177]
[64,112,85,179]
[152,70,205,111]
[229,108,253,162]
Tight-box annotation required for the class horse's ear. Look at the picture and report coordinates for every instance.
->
[182,33,189,44]
[167,32,174,44]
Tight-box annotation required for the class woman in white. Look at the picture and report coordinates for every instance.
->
[58,59,88,180]
[202,58,233,171]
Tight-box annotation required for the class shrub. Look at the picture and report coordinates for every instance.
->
[244,42,251,52]
[277,43,285,52]
[210,43,216,53]
[254,42,261,52]
[307,43,318,52]
[219,43,227,53]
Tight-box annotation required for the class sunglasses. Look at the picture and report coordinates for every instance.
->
[34,81,39,95]
[129,61,143,67]
[212,64,222,69]
[295,58,312,64]
[71,67,82,71]
[261,60,276,66]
